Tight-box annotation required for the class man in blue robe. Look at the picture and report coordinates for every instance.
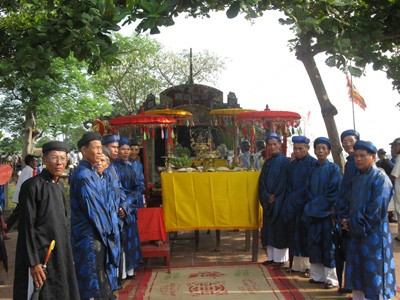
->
[340,141,397,300]
[70,132,120,299]
[129,142,145,208]
[259,133,290,266]
[284,135,316,277]
[95,146,121,289]
[102,135,129,286]
[337,129,360,216]
[303,137,342,289]
[336,129,360,293]
[113,138,142,281]
[102,134,127,221]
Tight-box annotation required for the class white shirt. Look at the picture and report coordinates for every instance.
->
[391,155,400,204]
[12,165,34,204]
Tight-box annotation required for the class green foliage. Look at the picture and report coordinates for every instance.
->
[0,133,22,154]
[214,126,235,150]
[260,0,400,88]
[0,53,111,153]
[0,0,128,79]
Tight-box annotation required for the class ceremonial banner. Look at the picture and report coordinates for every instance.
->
[346,73,367,110]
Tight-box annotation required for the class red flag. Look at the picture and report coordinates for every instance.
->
[346,73,367,110]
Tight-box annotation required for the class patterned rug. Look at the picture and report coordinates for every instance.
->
[120,263,310,300]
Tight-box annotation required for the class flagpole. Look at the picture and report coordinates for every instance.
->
[346,68,366,127]
[348,67,356,131]
[350,75,356,131]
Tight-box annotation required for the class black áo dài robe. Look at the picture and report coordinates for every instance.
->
[13,169,79,300]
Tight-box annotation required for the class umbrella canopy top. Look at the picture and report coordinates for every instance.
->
[145,106,193,126]
[210,108,256,127]
[109,109,177,128]
[209,108,255,116]
[236,110,301,123]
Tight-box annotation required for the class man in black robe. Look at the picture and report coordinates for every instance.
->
[13,141,80,299]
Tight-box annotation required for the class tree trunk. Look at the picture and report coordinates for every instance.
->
[22,103,39,158]
[298,52,345,171]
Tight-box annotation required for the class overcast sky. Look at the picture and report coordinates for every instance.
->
[121,10,399,153]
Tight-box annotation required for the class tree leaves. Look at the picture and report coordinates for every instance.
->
[226,2,241,19]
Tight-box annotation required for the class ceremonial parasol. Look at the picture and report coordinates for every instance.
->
[109,109,177,199]
[0,164,13,185]
[237,106,301,156]
[146,107,194,173]
[145,106,194,126]
[209,108,255,157]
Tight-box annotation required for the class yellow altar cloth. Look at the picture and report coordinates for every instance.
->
[161,171,261,232]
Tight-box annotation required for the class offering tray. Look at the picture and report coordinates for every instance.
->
[199,150,220,172]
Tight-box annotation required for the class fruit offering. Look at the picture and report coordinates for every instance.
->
[169,155,193,168]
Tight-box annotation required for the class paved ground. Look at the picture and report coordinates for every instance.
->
[2,226,400,299]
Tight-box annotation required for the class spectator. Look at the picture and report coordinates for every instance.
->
[390,137,400,241]
[239,140,251,169]
[376,148,394,176]
[377,148,396,223]
[254,140,266,170]
[5,154,37,233]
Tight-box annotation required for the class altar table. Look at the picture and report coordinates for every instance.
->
[161,171,261,261]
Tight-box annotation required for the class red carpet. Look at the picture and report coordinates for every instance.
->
[119,263,310,299]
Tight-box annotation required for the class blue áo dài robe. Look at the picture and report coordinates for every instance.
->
[337,154,357,225]
[259,152,290,249]
[284,153,317,258]
[303,159,342,267]
[70,160,120,299]
[113,158,142,272]
[130,160,145,208]
[104,163,127,231]
[343,166,396,300]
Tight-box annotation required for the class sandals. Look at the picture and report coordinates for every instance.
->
[304,268,311,278]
